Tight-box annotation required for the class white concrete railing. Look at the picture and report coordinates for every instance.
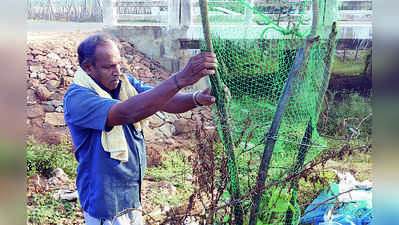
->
[117,1,168,24]
[103,0,371,74]
[103,0,193,27]
[103,0,371,27]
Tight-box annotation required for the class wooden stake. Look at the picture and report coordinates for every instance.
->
[199,1,243,224]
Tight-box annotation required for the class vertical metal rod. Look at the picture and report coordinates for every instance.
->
[284,22,337,225]
[248,46,306,225]
[199,1,243,224]
[249,0,320,224]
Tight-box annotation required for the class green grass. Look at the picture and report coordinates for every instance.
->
[332,50,370,76]
[145,150,194,207]
[25,138,82,224]
[297,169,336,206]
[332,58,364,75]
[317,93,372,139]
[27,192,83,225]
[26,136,77,178]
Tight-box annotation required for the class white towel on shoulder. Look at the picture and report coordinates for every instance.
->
[73,67,145,162]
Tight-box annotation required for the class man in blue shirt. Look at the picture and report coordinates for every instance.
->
[64,34,217,225]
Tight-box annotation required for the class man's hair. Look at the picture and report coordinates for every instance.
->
[77,33,118,67]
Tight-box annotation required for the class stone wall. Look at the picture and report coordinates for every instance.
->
[26,33,214,167]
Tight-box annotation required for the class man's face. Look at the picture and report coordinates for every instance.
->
[87,40,122,90]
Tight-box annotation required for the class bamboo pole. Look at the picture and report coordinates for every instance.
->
[248,1,320,224]
[199,1,243,224]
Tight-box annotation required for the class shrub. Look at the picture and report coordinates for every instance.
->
[27,192,82,225]
[146,150,194,206]
[26,137,77,178]
[318,92,372,139]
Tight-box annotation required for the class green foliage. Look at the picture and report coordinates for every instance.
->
[249,187,295,225]
[332,50,370,76]
[216,186,297,224]
[146,150,194,206]
[199,1,345,223]
[212,143,298,224]
[297,170,337,213]
[318,93,372,139]
[27,192,81,224]
[146,151,191,187]
[26,137,77,178]
[208,1,246,15]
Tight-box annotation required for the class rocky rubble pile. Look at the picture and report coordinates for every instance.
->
[26,34,215,167]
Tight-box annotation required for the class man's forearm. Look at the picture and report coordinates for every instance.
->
[106,52,218,127]
[161,93,197,113]
[106,76,180,126]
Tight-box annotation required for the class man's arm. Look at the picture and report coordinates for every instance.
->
[106,52,217,127]
[161,88,215,113]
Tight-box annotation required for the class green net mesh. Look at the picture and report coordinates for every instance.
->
[199,0,339,224]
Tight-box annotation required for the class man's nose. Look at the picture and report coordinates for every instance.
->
[112,65,121,76]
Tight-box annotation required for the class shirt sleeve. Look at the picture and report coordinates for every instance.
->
[64,85,119,131]
[126,74,153,93]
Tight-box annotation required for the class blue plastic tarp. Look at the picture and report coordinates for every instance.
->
[300,182,372,225]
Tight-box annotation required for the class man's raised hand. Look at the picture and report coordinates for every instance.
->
[174,52,218,88]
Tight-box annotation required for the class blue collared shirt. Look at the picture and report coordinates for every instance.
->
[64,74,152,220]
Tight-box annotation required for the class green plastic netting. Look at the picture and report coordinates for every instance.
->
[198,0,339,224]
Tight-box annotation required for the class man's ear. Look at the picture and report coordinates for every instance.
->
[81,61,94,75]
